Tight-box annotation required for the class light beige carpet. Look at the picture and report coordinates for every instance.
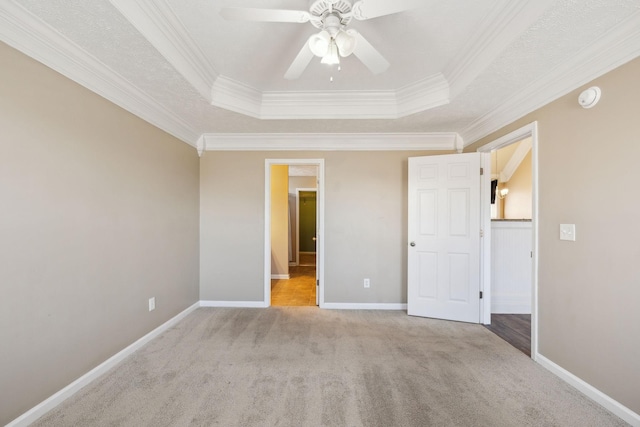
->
[33,308,627,426]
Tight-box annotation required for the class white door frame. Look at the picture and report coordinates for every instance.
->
[264,159,325,308]
[295,188,317,266]
[477,121,539,359]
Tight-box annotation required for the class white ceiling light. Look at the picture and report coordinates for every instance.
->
[335,30,357,57]
[320,39,340,65]
[308,12,357,66]
[308,30,331,57]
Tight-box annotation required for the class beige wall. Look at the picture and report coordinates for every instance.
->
[289,176,317,192]
[200,150,449,303]
[467,57,640,413]
[270,165,289,276]
[504,150,532,219]
[0,42,200,424]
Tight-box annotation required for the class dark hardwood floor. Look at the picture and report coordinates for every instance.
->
[484,314,531,357]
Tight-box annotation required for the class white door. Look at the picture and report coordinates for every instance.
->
[408,153,482,323]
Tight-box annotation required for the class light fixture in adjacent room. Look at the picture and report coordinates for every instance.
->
[495,149,509,199]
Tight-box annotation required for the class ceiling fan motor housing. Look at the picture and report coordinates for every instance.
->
[309,0,353,29]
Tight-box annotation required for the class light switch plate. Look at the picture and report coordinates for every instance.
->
[560,224,576,241]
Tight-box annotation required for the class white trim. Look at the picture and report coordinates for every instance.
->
[199,300,268,308]
[259,89,398,120]
[107,0,218,102]
[271,274,290,280]
[478,122,539,358]
[203,133,459,151]
[210,73,449,120]
[536,354,640,426]
[323,303,408,310]
[0,0,199,146]
[211,76,263,118]
[393,73,450,117]
[461,12,640,145]
[479,152,492,324]
[5,302,200,427]
[265,160,325,309]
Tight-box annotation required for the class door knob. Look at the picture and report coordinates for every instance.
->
[410,241,416,247]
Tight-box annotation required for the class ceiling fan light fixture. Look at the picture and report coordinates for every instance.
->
[321,39,340,65]
[308,30,331,57]
[335,30,357,57]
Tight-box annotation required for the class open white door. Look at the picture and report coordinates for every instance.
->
[408,153,482,323]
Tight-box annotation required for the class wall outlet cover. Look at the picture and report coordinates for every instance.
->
[560,224,576,241]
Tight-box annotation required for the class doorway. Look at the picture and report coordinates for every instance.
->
[264,159,324,307]
[296,189,317,266]
[272,187,317,306]
[478,122,539,359]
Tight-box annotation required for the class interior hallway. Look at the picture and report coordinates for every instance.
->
[271,254,316,306]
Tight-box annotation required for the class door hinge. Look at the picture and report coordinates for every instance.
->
[480,229,484,237]
[317,280,319,287]
[480,167,484,175]
[479,291,483,299]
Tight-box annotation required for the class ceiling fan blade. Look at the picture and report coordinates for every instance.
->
[351,0,422,20]
[220,7,310,23]
[349,30,390,75]
[284,42,315,80]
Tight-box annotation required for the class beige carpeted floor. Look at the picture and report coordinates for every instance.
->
[32,308,627,426]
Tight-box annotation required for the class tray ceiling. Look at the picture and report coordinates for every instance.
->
[1,0,639,149]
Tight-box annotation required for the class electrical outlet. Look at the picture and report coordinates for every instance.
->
[148,297,155,312]
[364,278,370,288]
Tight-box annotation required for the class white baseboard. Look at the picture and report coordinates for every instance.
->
[536,353,640,426]
[491,305,531,314]
[322,303,407,310]
[199,300,268,308]
[270,274,290,280]
[6,302,200,427]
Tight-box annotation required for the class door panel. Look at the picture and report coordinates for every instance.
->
[408,153,481,323]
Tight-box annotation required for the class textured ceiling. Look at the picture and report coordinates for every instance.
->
[3,0,640,147]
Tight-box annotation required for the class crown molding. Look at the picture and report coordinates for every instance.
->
[461,11,640,146]
[210,73,450,120]
[259,90,398,119]
[444,0,556,99]
[201,133,459,151]
[396,73,450,117]
[108,0,218,103]
[0,0,199,146]
[211,76,263,118]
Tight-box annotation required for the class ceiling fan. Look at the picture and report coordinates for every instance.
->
[220,0,422,79]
